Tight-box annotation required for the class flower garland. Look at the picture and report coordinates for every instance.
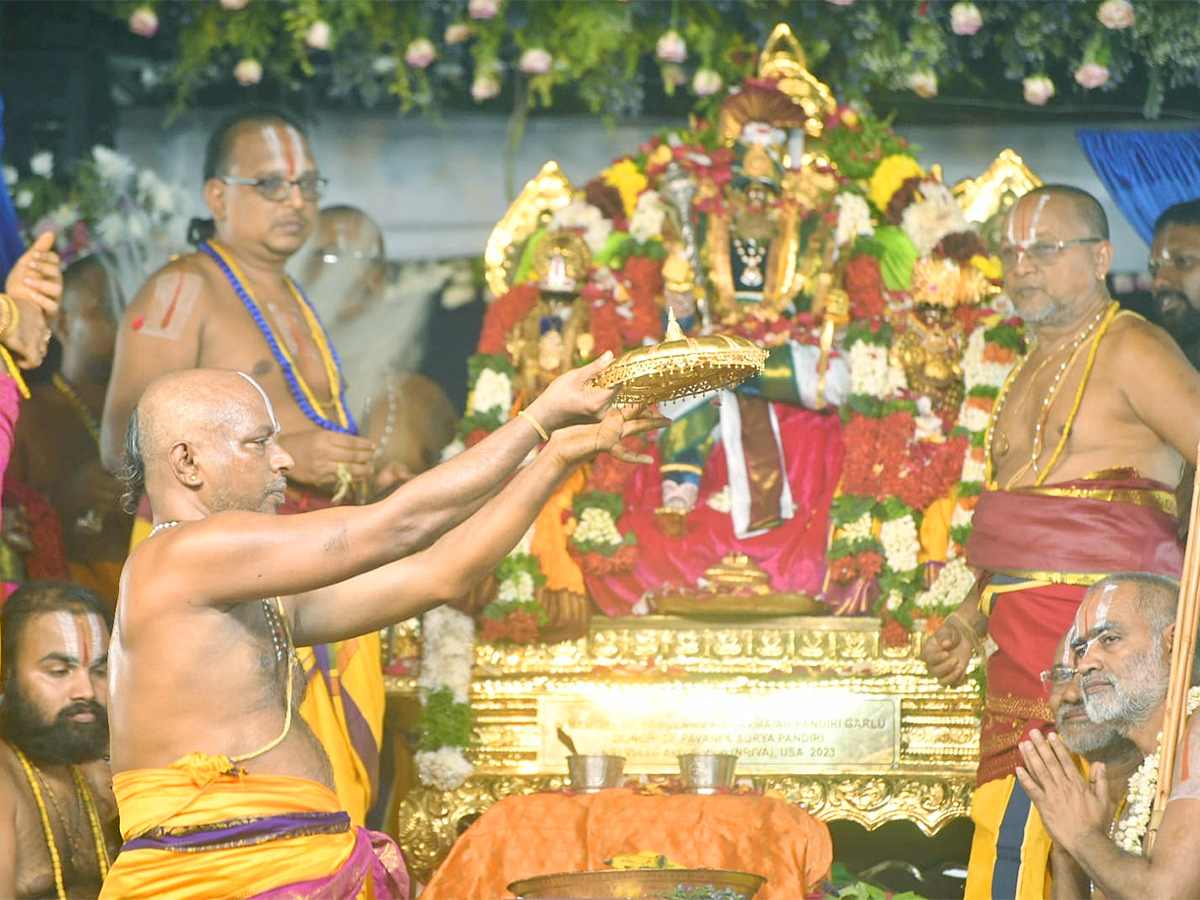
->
[566,490,637,575]
[913,314,1023,617]
[1116,686,1200,856]
[414,605,476,790]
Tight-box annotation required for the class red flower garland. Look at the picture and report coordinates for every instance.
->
[478,281,540,355]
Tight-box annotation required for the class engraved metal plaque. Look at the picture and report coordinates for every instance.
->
[539,686,898,773]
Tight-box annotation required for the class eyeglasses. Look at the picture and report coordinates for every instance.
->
[998,237,1102,269]
[220,174,328,203]
[1039,664,1077,688]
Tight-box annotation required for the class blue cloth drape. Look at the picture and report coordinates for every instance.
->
[1076,128,1200,244]
[0,92,25,279]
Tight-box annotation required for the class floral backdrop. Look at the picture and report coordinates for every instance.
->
[102,0,1200,119]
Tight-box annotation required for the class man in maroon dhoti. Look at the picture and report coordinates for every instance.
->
[920,185,1200,899]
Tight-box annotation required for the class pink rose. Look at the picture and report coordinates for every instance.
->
[1022,74,1056,106]
[445,23,473,45]
[404,38,437,69]
[468,0,501,20]
[655,30,686,64]
[1097,0,1135,29]
[219,0,248,9]
[128,6,158,38]
[471,74,502,101]
[906,71,938,99]
[692,68,723,97]
[1074,62,1110,89]
[949,2,983,36]
[305,20,331,51]
[518,48,553,75]
[825,0,855,5]
[233,58,263,87]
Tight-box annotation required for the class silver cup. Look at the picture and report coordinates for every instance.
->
[567,754,625,792]
[678,753,738,794]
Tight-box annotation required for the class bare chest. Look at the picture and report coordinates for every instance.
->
[200,280,341,420]
[9,768,109,900]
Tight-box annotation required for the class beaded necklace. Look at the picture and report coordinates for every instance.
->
[14,748,110,900]
[984,301,1118,489]
[198,241,357,435]
[51,374,101,446]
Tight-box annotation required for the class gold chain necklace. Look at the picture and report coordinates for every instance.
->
[984,301,1118,488]
[51,374,100,447]
[14,748,110,900]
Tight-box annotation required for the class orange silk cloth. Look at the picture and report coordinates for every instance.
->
[966,469,1183,785]
[419,789,832,900]
[101,767,361,900]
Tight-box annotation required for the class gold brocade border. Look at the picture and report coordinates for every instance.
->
[394,773,974,883]
[1011,485,1177,517]
[984,693,1052,721]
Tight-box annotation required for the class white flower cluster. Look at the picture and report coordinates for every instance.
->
[497,569,537,604]
[959,326,1013,390]
[414,747,476,791]
[1118,687,1200,856]
[469,368,513,417]
[915,558,976,611]
[418,606,476,704]
[628,190,667,243]
[842,512,874,544]
[549,200,614,256]
[900,181,970,258]
[416,605,476,789]
[848,340,906,398]
[880,515,920,574]
[574,506,623,548]
[834,192,875,247]
[885,590,904,612]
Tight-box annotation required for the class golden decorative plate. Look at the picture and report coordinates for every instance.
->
[508,868,766,899]
[653,592,825,618]
[592,311,768,406]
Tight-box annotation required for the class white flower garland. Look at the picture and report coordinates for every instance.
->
[915,318,1019,614]
[574,506,623,549]
[548,200,614,256]
[469,368,514,418]
[415,605,477,790]
[847,339,906,398]
[834,192,875,247]
[628,190,667,243]
[879,514,920,574]
[1116,686,1200,856]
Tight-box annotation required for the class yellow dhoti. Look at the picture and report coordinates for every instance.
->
[101,763,408,900]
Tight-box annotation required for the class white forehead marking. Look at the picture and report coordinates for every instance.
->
[236,371,280,432]
[85,612,104,660]
[260,125,287,174]
[54,610,80,661]
[1060,625,1076,666]
[1007,193,1052,245]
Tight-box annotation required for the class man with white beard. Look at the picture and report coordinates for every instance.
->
[294,205,456,487]
[1018,572,1200,898]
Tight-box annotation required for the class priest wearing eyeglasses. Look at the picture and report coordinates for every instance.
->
[919,184,1200,899]
[99,107,386,830]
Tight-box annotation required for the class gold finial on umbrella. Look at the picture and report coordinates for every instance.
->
[591,310,768,406]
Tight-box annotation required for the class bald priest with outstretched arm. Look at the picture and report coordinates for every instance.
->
[99,358,663,900]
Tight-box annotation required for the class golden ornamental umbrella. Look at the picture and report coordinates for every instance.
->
[592,310,768,406]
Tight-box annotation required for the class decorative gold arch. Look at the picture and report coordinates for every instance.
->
[484,161,575,299]
[952,149,1043,225]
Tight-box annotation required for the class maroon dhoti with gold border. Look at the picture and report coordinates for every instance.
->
[966,468,1182,785]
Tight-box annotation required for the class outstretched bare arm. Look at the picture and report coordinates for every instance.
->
[130,355,629,609]
[288,405,664,644]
